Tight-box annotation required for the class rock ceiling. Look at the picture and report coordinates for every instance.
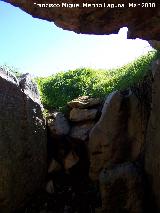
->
[5,0,160,40]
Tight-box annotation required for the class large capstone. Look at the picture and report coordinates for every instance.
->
[6,0,160,40]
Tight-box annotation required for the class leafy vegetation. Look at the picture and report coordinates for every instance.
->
[36,50,159,111]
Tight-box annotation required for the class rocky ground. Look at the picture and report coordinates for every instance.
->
[15,172,100,213]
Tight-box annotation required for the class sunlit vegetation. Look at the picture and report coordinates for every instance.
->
[2,51,159,112]
[36,50,159,112]
[37,50,159,111]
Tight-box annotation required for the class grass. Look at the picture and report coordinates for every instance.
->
[36,50,159,112]
[1,50,158,113]
[1,51,159,112]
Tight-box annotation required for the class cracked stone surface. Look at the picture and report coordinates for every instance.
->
[5,0,160,40]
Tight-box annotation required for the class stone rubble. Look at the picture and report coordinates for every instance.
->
[67,96,101,109]
[70,108,98,122]
[47,112,70,136]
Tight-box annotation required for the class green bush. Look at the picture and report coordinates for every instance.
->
[36,50,159,112]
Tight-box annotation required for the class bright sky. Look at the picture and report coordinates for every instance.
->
[0,1,153,77]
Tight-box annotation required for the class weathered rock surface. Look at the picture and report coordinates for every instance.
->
[48,159,62,173]
[99,162,145,213]
[46,180,55,194]
[149,40,160,50]
[128,91,148,161]
[70,108,97,122]
[70,122,95,141]
[19,73,40,103]
[68,96,101,109]
[89,87,150,181]
[0,67,18,85]
[64,151,79,171]
[89,91,124,181]
[6,0,160,40]
[145,59,160,212]
[47,112,70,136]
[0,76,47,213]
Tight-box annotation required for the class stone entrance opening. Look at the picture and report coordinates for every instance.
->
[0,1,160,213]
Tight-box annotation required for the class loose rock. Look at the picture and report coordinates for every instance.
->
[47,112,70,136]
[70,108,98,122]
[46,180,54,194]
[70,122,95,141]
[48,159,62,173]
[64,151,79,171]
[68,96,101,109]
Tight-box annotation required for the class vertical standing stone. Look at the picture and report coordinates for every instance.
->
[145,59,160,212]
[0,76,47,213]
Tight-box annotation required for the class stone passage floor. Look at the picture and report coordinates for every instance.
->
[14,172,100,213]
